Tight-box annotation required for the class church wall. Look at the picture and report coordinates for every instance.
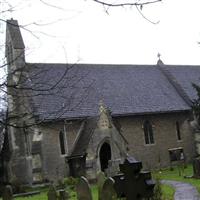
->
[36,111,195,181]
[8,126,32,184]
[7,91,36,184]
[37,120,82,182]
[118,112,195,170]
[38,122,66,182]
[8,111,195,183]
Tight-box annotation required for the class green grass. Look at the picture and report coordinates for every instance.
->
[153,164,200,193]
[91,185,98,200]
[0,179,174,200]
[0,182,174,200]
[7,184,173,200]
[10,184,97,200]
[14,192,48,200]
[2,165,199,200]
[161,184,175,200]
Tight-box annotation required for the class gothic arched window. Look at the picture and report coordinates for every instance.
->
[176,121,181,141]
[143,120,154,144]
[59,131,65,155]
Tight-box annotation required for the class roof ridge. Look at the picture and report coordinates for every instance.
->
[26,62,157,67]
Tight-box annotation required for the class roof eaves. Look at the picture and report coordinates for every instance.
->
[37,108,191,123]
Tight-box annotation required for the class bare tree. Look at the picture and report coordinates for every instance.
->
[92,0,161,7]
[0,0,162,128]
[0,0,163,185]
[4,19,92,128]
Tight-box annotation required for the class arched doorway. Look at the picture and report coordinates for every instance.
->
[99,142,111,172]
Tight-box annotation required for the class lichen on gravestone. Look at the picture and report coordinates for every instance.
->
[97,171,106,200]
[58,189,69,200]
[2,185,13,200]
[101,177,117,200]
[76,176,93,200]
[47,184,57,200]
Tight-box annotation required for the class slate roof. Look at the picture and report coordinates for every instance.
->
[6,19,25,49]
[70,118,97,157]
[24,63,199,121]
[168,65,200,101]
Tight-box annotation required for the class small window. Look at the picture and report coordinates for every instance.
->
[169,147,184,162]
[59,131,65,155]
[143,120,154,144]
[176,121,181,141]
[7,43,13,65]
[23,125,31,156]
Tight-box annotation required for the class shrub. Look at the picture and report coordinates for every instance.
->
[152,176,162,200]
[64,177,78,190]
[10,177,26,194]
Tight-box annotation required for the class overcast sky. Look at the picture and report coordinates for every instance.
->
[2,0,200,65]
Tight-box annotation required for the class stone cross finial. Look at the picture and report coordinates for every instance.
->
[99,100,106,113]
[157,53,161,60]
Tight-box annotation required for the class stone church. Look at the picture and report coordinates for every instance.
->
[5,19,200,184]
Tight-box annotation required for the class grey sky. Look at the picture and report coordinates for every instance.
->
[1,0,200,65]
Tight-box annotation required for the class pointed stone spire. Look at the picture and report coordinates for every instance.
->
[6,19,25,68]
[6,19,25,49]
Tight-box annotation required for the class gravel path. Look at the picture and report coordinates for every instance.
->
[161,180,200,200]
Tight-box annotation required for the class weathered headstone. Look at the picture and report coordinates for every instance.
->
[101,178,117,200]
[190,119,200,178]
[76,176,93,200]
[97,171,106,200]
[59,189,69,200]
[193,130,200,178]
[47,184,57,200]
[193,157,200,178]
[105,159,121,177]
[2,185,13,200]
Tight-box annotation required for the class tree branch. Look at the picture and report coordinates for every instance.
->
[92,0,162,7]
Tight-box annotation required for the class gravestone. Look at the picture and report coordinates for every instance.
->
[113,156,155,200]
[59,189,69,200]
[76,176,93,200]
[105,159,121,177]
[97,171,106,200]
[193,157,200,178]
[101,178,117,200]
[47,184,57,200]
[2,185,13,200]
[193,130,200,178]
[190,119,200,178]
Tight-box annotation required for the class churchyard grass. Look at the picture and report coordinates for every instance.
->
[0,184,98,200]
[3,165,200,200]
[14,192,47,200]
[0,182,172,200]
[161,184,175,200]
[153,164,200,193]
[0,184,173,200]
